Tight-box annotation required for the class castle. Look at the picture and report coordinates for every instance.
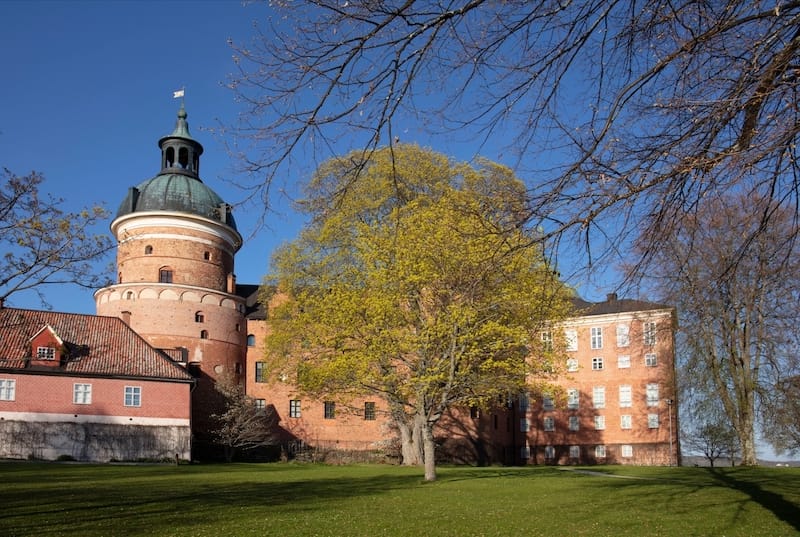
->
[0,106,680,465]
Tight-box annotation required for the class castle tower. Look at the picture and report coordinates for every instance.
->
[95,105,246,456]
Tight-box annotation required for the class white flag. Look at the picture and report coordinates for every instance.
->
[173,89,185,98]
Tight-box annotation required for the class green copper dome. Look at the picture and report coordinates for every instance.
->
[115,105,237,231]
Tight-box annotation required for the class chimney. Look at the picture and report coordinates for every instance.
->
[606,293,617,303]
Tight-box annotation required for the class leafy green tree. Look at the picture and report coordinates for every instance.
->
[0,168,111,306]
[264,145,570,481]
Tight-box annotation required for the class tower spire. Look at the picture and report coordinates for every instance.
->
[158,104,203,178]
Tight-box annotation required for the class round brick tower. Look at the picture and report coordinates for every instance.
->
[95,104,246,457]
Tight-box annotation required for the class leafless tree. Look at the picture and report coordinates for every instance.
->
[643,192,800,465]
[211,374,278,462]
[0,168,112,307]
[684,421,739,467]
[228,1,800,278]
[762,376,800,456]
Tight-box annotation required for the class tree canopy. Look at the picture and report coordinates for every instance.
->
[230,0,800,279]
[264,145,570,480]
[0,168,112,307]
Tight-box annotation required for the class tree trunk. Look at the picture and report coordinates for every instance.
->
[397,418,423,466]
[422,422,437,482]
[738,411,758,465]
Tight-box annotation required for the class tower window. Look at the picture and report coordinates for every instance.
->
[203,251,210,260]
[165,147,175,168]
[145,245,153,255]
[195,311,204,323]
[159,268,173,283]
[125,291,134,300]
[247,334,256,347]
[200,330,208,339]
[178,147,189,169]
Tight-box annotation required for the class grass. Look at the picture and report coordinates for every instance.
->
[0,462,798,536]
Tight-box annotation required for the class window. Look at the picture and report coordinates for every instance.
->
[324,401,336,419]
[566,358,578,372]
[644,322,657,346]
[564,329,578,352]
[646,383,660,406]
[255,399,266,412]
[364,401,376,420]
[542,394,554,411]
[200,330,209,339]
[648,413,660,428]
[645,353,658,367]
[621,444,633,458]
[520,445,531,459]
[125,290,134,300]
[255,362,266,383]
[617,355,631,368]
[567,388,579,410]
[620,414,632,429]
[541,330,553,351]
[73,383,92,405]
[595,445,606,458]
[544,445,555,460]
[195,311,204,323]
[159,268,173,283]
[124,386,141,407]
[518,393,530,411]
[520,418,531,432]
[594,415,605,430]
[619,385,632,407]
[203,251,210,260]
[590,327,603,349]
[145,245,153,255]
[0,379,16,401]
[470,406,480,419]
[568,415,580,431]
[37,346,56,361]
[592,357,604,370]
[543,416,555,432]
[289,399,301,418]
[592,386,605,408]
[616,324,630,347]
[569,445,580,459]
[247,334,256,347]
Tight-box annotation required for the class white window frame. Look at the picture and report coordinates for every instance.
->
[620,414,632,429]
[567,388,579,410]
[0,379,16,401]
[73,383,92,405]
[619,385,632,408]
[644,321,657,346]
[648,413,660,428]
[543,416,555,431]
[645,353,658,367]
[124,385,141,407]
[564,329,578,352]
[541,330,553,351]
[621,444,633,458]
[289,399,302,418]
[594,415,606,430]
[595,445,607,458]
[590,327,603,349]
[646,383,660,406]
[542,394,554,411]
[568,415,580,431]
[592,357,604,370]
[37,346,56,361]
[569,445,580,459]
[616,324,630,347]
[592,386,606,409]
[617,355,631,368]
[544,445,555,460]
[566,358,578,372]
[518,393,530,411]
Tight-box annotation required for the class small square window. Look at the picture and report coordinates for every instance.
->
[255,399,266,412]
[124,386,141,407]
[73,383,92,405]
[37,347,55,361]
[159,269,173,283]
[0,379,16,401]
[592,357,604,370]
[645,353,658,367]
[324,401,336,419]
[289,399,302,418]
[364,401,376,420]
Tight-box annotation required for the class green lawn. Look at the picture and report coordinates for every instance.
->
[1,462,798,536]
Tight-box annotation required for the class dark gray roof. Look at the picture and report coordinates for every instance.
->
[570,293,673,317]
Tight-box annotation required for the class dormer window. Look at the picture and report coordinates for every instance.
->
[37,347,56,361]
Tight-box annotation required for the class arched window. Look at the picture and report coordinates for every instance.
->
[165,147,175,168]
[178,147,189,169]
[247,334,255,347]
[145,245,153,255]
[200,330,208,340]
[195,311,204,323]
[159,267,173,283]
[125,291,134,300]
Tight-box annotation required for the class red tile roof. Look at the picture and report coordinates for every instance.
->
[0,307,193,382]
